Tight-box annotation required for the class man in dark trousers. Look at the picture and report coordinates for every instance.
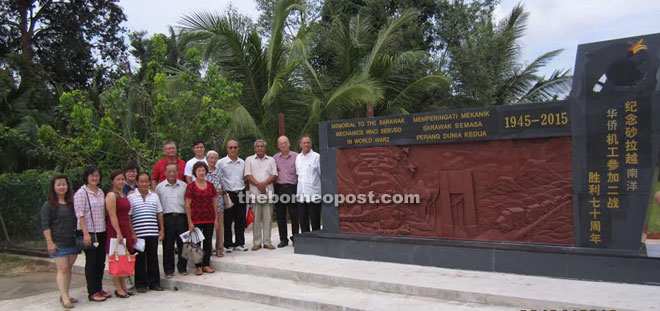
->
[219,140,249,252]
[273,135,299,247]
[156,163,188,277]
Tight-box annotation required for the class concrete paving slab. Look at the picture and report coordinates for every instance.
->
[0,283,289,311]
[163,270,516,311]
[212,225,660,311]
[52,224,660,311]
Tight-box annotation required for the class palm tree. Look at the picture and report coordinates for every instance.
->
[179,0,308,148]
[181,1,452,149]
[492,4,572,105]
[300,9,450,136]
[447,3,572,106]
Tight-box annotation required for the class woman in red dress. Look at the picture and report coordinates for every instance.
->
[185,161,218,276]
[106,170,136,298]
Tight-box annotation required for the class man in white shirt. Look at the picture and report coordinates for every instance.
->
[156,163,188,277]
[184,140,207,183]
[128,173,164,292]
[296,135,322,232]
[245,139,278,250]
[218,140,248,252]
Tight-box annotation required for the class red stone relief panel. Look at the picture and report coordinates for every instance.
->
[337,137,574,245]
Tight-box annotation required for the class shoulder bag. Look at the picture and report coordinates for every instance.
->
[75,190,99,250]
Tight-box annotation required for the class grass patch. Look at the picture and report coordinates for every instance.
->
[10,240,47,250]
[647,171,660,235]
[0,253,52,276]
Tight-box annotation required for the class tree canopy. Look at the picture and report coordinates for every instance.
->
[0,0,573,173]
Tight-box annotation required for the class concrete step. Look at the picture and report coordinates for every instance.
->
[50,224,660,311]
[0,279,290,311]
[161,270,514,311]
[203,243,659,311]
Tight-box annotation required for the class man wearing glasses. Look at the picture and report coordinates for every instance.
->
[218,140,248,252]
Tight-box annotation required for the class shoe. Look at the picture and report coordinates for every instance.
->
[114,290,130,298]
[264,244,276,250]
[99,290,112,298]
[60,296,74,308]
[165,273,174,279]
[178,270,188,276]
[195,268,203,276]
[70,297,79,303]
[215,250,224,257]
[136,287,148,293]
[126,276,135,290]
[126,291,134,296]
[224,247,233,253]
[251,245,262,251]
[88,292,107,302]
[149,286,164,291]
[202,266,215,273]
[234,245,248,252]
[277,241,288,248]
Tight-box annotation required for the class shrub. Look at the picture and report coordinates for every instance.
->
[0,170,85,244]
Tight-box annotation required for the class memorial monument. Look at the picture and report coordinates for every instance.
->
[294,33,660,284]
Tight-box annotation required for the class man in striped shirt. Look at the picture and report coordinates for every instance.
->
[128,172,164,293]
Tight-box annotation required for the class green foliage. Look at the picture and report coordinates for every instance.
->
[440,2,571,106]
[181,0,309,152]
[0,170,58,243]
[0,123,32,170]
[1,0,127,91]
[301,8,450,140]
[1,0,574,174]
[36,32,240,174]
[0,0,128,173]
[648,168,660,235]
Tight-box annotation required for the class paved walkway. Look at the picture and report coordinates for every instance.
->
[0,284,289,311]
[2,224,659,310]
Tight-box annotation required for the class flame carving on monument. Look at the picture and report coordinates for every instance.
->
[337,137,574,245]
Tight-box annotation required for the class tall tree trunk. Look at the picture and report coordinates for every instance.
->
[18,0,34,60]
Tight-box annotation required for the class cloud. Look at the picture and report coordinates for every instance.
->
[118,0,258,35]
[495,0,660,76]
[119,0,660,78]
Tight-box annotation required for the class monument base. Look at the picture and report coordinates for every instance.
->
[294,231,660,285]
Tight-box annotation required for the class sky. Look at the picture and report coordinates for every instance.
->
[119,0,660,76]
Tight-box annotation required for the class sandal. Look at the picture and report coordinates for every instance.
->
[88,292,107,302]
[115,290,130,298]
[60,297,74,309]
[100,289,112,298]
[215,250,224,257]
[70,297,79,303]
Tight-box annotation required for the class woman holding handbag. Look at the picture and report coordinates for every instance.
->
[105,170,136,298]
[185,161,218,276]
[74,166,109,302]
[41,175,80,309]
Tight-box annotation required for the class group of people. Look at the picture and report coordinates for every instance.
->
[40,135,322,309]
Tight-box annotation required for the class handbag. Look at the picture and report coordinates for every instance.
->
[108,243,135,276]
[75,190,99,250]
[223,193,234,209]
[246,207,254,227]
[181,231,204,264]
